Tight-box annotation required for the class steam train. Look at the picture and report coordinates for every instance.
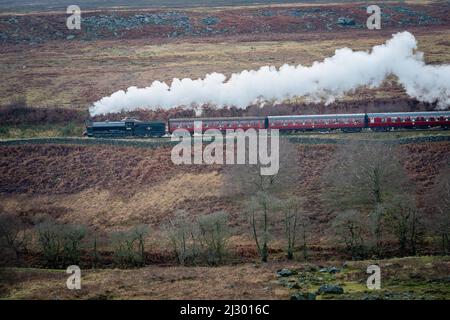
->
[86,111,450,138]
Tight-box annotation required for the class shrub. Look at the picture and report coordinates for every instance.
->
[166,213,198,265]
[61,224,87,265]
[111,225,149,268]
[0,214,31,266]
[197,211,230,265]
[332,210,367,260]
[60,122,83,137]
[36,220,87,268]
[37,220,64,268]
[247,192,280,262]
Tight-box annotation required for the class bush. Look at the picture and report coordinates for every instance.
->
[59,122,83,137]
[61,224,87,265]
[37,221,64,268]
[332,210,367,260]
[111,225,149,268]
[197,211,230,265]
[166,213,199,265]
[36,220,86,268]
[0,214,31,266]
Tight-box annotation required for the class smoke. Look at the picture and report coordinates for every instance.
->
[89,31,450,116]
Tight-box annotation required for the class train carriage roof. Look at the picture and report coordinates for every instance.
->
[367,111,450,117]
[169,117,266,122]
[268,114,366,120]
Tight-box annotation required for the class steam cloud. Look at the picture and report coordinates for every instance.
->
[90,31,450,116]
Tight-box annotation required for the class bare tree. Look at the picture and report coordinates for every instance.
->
[197,211,230,265]
[165,210,200,265]
[323,141,414,208]
[385,195,424,256]
[323,141,415,254]
[247,192,280,262]
[37,220,64,268]
[281,198,309,260]
[332,210,367,260]
[36,220,87,268]
[428,165,450,254]
[0,214,30,265]
[111,225,149,268]
[132,224,149,266]
[61,224,87,266]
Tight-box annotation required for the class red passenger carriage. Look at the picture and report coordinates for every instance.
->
[168,117,266,134]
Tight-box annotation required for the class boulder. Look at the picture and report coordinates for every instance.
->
[291,292,317,300]
[337,17,356,26]
[329,267,341,274]
[317,284,344,295]
[277,268,296,277]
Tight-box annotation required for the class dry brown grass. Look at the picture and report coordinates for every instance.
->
[0,263,289,300]
[2,255,449,300]
[1,141,448,239]
[1,27,449,109]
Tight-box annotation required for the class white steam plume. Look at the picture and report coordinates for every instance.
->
[90,31,450,116]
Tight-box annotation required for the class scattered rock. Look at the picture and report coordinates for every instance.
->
[337,17,356,26]
[317,284,344,295]
[291,292,317,300]
[319,266,341,274]
[288,283,301,289]
[277,268,296,277]
[202,16,220,26]
[329,267,341,274]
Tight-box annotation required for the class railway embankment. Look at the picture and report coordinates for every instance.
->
[1,133,449,149]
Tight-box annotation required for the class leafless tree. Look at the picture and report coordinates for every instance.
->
[111,225,149,268]
[61,224,87,266]
[132,224,149,266]
[322,141,415,254]
[332,209,367,260]
[385,195,424,256]
[281,197,309,260]
[165,210,199,265]
[197,211,230,265]
[247,192,280,262]
[0,214,31,265]
[426,165,450,254]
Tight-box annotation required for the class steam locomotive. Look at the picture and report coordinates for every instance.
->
[86,111,450,138]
